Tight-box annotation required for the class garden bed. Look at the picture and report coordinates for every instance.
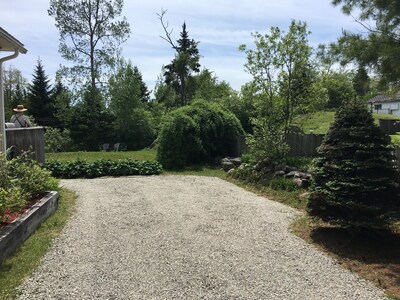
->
[0,191,58,265]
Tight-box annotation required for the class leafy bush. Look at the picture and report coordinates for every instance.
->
[269,177,297,192]
[282,156,313,171]
[157,101,244,169]
[45,158,162,178]
[246,116,289,162]
[307,102,400,228]
[0,155,59,223]
[45,127,74,153]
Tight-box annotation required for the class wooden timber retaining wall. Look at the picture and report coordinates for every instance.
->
[5,127,45,164]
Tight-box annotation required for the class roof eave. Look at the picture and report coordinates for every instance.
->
[0,27,27,54]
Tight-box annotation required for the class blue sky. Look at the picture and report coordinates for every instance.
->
[0,0,361,93]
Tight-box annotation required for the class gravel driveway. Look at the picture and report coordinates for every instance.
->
[17,175,386,299]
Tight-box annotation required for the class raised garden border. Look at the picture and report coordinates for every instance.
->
[0,191,59,264]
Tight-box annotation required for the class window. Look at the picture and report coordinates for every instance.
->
[374,104,382,111]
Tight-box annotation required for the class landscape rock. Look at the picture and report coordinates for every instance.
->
[254,159,272,172]
[227,168,236,176]
[274,171,286,177]
[222,161,235,172]
[285,171,301,178]
[230,157,242,166]
[285,166,298,173]
[299,192,311,201]
[274,164,286,172]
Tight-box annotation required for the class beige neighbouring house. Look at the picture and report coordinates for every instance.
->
[0,27,27,155]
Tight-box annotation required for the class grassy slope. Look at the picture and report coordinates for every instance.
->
[294,111,400,134]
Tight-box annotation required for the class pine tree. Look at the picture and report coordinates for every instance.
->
[161,19,201,107]
[27,60,55,126]
[307,102,399,228]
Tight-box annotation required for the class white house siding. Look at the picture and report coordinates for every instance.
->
[373,101,400,116]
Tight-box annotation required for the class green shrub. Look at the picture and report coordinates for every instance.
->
[44,127,74,153]
[282,156,313,170]
[157,101,244,169]
[307,102,400,228]
[7,157,59,198]
[0,156,59,223]
[45,158,162,178]
[269,177,297,192]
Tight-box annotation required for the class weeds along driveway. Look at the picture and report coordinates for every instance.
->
[18,176,387,300]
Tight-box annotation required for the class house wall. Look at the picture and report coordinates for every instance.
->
[372,101,400,116]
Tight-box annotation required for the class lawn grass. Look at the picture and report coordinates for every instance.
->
[294,111,400,134]
[46,148,157,162]
[0,189,77,300]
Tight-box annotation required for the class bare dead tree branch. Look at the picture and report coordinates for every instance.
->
[157,9,178,51]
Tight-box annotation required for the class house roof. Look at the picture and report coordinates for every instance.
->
[367,93,400,104]
[0,27,27,54]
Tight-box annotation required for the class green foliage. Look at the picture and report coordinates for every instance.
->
[45,158,162,178]
[3,66,28,121]
[68,87,114,150]
[157,101,244,169]
[156,110,203,169]
[0,189,77,300]
[240,20,320,162]
[332,0,400,87]
[307,102,400,228]
[46,149,157,162]
[49,0,130,90]
[269,177,297,192]
[282,156,313,170]
[246,116,289,162]
[0,156,59,222]
[322,71,356,108]
[45,127,74,153]
[27,60,56,127]
[192,69,235,103]
[109,62,155,149]
[159,12,201,107]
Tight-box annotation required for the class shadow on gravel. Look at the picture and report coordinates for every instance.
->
[310,227,400,298]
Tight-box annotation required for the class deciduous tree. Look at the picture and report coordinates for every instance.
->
[240,20,315,160]
[48,0,130,91]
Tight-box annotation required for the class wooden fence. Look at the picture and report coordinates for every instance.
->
[236,134,400,170]
[5,127,45,164]
[286,133,325,157]
[379,119,400,135]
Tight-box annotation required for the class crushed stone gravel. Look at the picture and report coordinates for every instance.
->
[17,175,387,299]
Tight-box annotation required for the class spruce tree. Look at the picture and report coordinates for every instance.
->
[307,102,399,228]
[162,22,201,107]
[27,60,55,126]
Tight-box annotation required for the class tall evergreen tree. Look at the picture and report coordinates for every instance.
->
[27,60,55,126]
[352,66,371,98]
[159,11,201,107]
